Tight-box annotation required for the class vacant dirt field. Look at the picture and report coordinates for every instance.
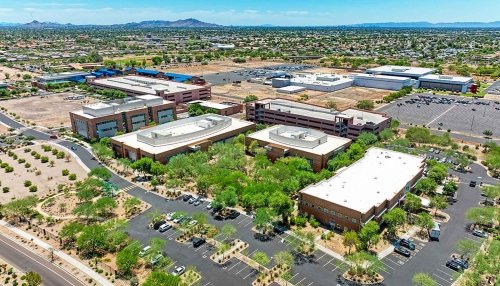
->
[307,86,392,110]
[0,93,98,128]
[0,143,87,203]
[0,65,40,82]
[0,124,9,135]
[157,59,288,76]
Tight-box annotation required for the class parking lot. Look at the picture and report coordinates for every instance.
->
[202,64,314,85]
[484,80,500,95]
[378,93,500,139]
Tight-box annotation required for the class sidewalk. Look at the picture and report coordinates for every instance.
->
[0,220,114,286]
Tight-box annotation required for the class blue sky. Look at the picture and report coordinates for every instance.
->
[0,0,499,25]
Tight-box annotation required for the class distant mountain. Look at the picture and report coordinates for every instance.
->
[116,18,219,28]
[346,21,500,28]
[22,20,72,28]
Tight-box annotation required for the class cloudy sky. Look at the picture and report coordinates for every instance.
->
[0,0,499,25]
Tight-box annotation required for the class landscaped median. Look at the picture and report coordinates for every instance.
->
[210,238,248,265]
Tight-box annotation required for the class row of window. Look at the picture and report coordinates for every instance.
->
[299,200,358,224]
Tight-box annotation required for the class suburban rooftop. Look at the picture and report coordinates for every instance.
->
[92,75,204,95]
[300,147,424,213]
[72,95,171,118]
[366,65,435,77]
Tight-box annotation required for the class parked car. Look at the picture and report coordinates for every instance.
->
[183,194,192,202]
[227,210,240,219]
[472,229,488,238]
[452,258,468,269]
[394,246,411,257]
[194,199,202,206]
[173,215,184,224]
[399,238,416,250]
[188,220,197,227]
[158,223,172,232]
[192,237,206,248]
[153,220,166,230]
[446,260,463,272]
[166,212,175,221]
[150,253,163,265]
[171,266,186,276]
[70,146,77,151]
[188,196,197,204]
[273,224,287,235]
[139,246,151,257]
[206,203,212,210]
[469,181,477,188]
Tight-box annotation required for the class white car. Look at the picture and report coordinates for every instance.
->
[171,266,186,276]
[158,223,172,232]
[139,246,151,257]
[206,203,212,210]
[188,220,197,227]
[166,212,175,221]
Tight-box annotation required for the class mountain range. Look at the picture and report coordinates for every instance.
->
[0,19,499,28]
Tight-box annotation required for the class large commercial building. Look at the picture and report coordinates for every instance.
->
[246,99,391,139]
[70,95,176,139]
[299,147,425,231]
[33,71,92,89]
[366,65,435,80]
[110,114,255,163]
[246,125,351,172]
[417,74,473,93]
[352,73,413,91]
[89,75,211,104]
[272,73,353,92]
[187,100,243,116]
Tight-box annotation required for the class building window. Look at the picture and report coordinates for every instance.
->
[330,210,336,216]
[323,208,328,213]
[351,218,357,224]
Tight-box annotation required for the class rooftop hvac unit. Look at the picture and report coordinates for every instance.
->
[391,68,409,72]
[438,75,453,80]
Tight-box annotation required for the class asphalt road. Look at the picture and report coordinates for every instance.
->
[0,234,85,286]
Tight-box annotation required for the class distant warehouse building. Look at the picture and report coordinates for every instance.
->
[33,71,92,89]
[246,99,391,139]
[417,74,473,93]
[246,125,351,172]
[352,73,413,91]
[365,65,435,80]
[289,73,353,92]
[70,95,176,139]
[89,75,211,104]
[110,114,255,163]
[299,147,425,231]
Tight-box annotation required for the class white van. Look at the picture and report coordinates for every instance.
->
[139,245,151,257]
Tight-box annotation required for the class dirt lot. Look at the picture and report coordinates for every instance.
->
[307,86,392,110]
[156,59,289,76]
[0,65,40,82]
[0,93,98,128]
[0,143,87,203]
[0,124,10,135]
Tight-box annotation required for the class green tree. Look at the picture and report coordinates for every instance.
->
[343,230,360,254]
[220,224,237,241]
[356,132,378,147]
[412,273,437,286]
[59,221,84,246]
[430,196,447,217]
[455,239,480,259]
[213,188,238,209]
[443,181,458,196]
[481,184,500,201]
[405,127,432,143]
[341,251,383,279]
[123,197,142,215]
[268,192,293,224]
[355,100,375,110]
[243,95,258,103]
[252,251,270,267]
[76,224,108,258]
[142,271,180,286]
[73,202,97,221]
[382,208,407,237]
[415,212,434,236]
[325,100,337,110]
[254,208,274,234]
[358,221,380,251]
[404,193,422,222]
[414,178,437,195]
[116,240,141,276]
[274,251,294,268]
[465,207,496,227]
[131,157,154,177]
[88,167,111,181]
[25,271,42,286]
[93,197,117,217]
[2,196,38,221]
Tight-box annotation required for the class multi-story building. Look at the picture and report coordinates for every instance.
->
[352,73,414,91]
[70,95,176,139]
[245,99,391,139]
[33,71,92,89]
[187,100,243,116]
[365,65,435,80]
[110,114,255,163]
[417,74,473,93]
[299,147,425,231]
[245,125,351,172]
[89,75,211,104]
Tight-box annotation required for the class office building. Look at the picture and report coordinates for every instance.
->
[417,74,473,93]
[110,114,255,163]
[352,73,413,90]
[89,75,211,104]
[33,71,92,89]
[299,147,425,231]
[70,95,175,139]
[246,99,391,139]
[246,125,351,172]
[187,100,243,116]
[365,65,435,80]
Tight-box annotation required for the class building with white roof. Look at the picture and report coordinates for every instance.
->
[70,95,176,139]
[246,98,391,139]
[366,65,435,79]
[245,125,351,172]
[89,75,211,104]
[110,114,255,163]
[289,73,354,92]
[299,147,425,230]
[187,100,243,116]
[417,74,473,93]
[352,73,414,91]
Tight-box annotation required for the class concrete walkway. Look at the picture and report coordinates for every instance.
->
[0,220,114,286]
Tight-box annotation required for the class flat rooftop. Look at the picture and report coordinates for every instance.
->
[247,125,351,155]
[112,114,253,154]
[72,95,171,118]
[255,99,388,125]
[366,65,435,77]
[189,100,235,110]
[301,147,424,213]
[353,73,413,83]
[92,75,204,95]
[291,73,353,86]
[418,74,473,84]
[38,71,91,81]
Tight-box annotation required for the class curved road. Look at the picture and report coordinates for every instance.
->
[0,234,85,286]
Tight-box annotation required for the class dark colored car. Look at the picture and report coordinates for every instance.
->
[192,237,206,248]
[446,260,463,272]
[399,239,416,250]
[227,210,240,219]
[273,224,287,235]
[394,246,411,257]
[452,258,468,269]
[469,181,477,188]
[153,220,166,230]
[183,194,192,202]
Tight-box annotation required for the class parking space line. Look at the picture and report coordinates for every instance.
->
[315,253,326,262]
[243,269,256,279]
[433,273,451,285]
[295,277,307,285]
[235,265,248,275]
[242,220,254,228]
[290,273,299,281]
[323,258,334,267]
[202,282,211,286]
[437,268,455,279]
[306,282,314,286]
[237,217,249,224]
[228,261,241,271]
[384,257,400,266]
[380,260,396,271]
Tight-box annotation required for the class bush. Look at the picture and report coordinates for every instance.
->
[2,187,9,193]
[30,151,36,156]
[295,215,308,227]
[56,151,65,159]
[309,216,320,228]
[62,169,70,176]
[52,149,58,155]
[68,173,77,180]
[0,162,7,168]
[5,166,13,173]
[29,185,37,192]
[34,154,41,159]
[24,163,31,168]
[24,180,32,187]
[41,156,49,163]
[17,158,26,164]
[24,148,31,153]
